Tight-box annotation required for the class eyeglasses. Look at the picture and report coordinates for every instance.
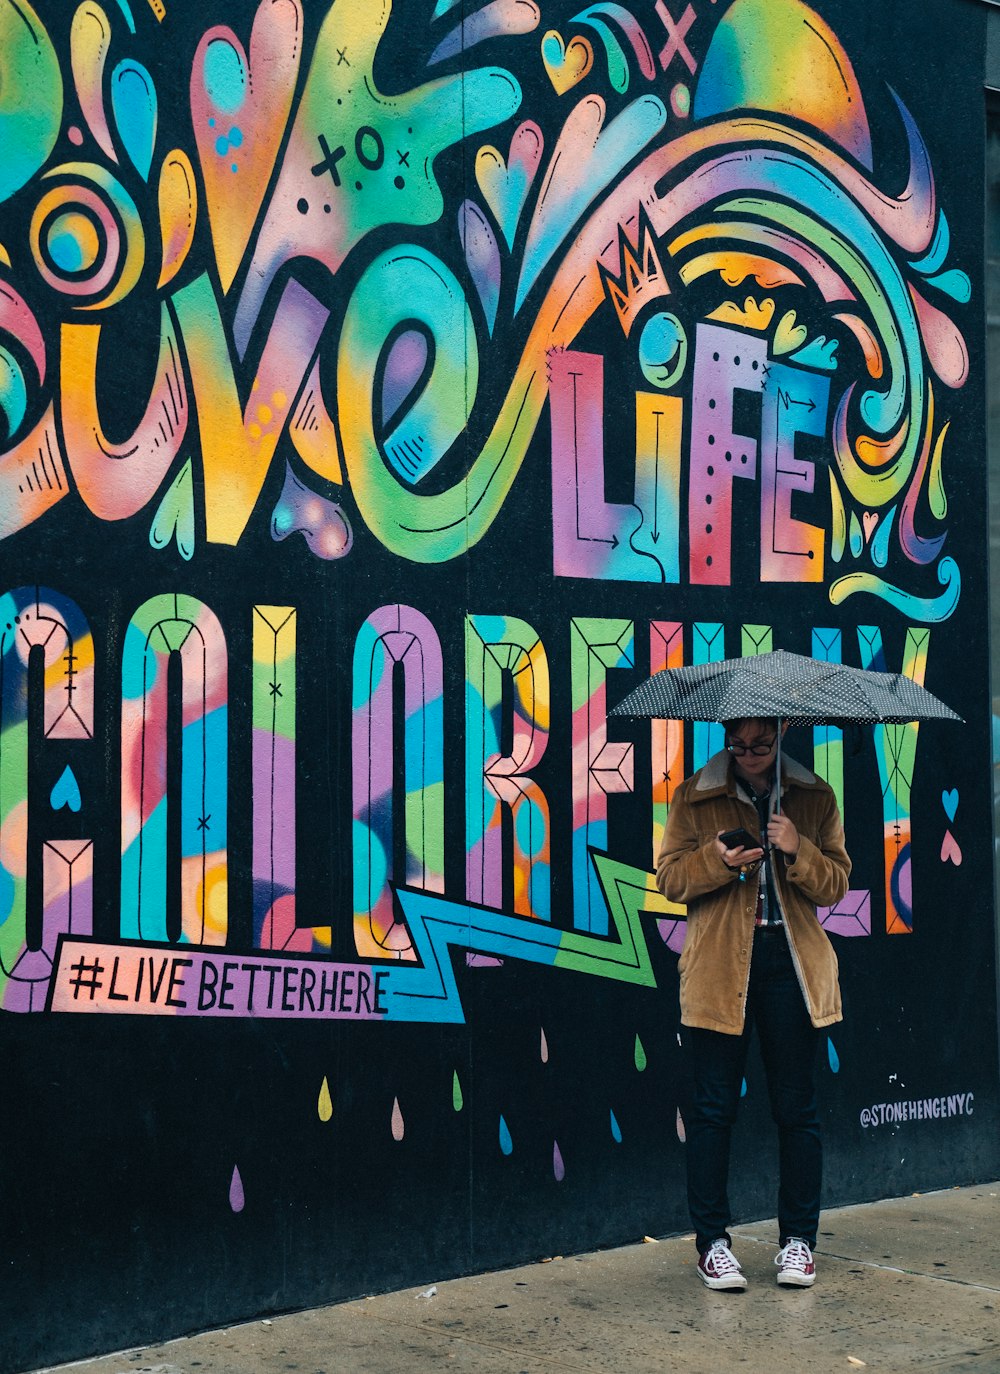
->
[726,737,776,757]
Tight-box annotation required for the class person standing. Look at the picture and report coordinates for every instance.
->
[656,718,851,1290]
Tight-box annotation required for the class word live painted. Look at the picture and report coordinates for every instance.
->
[2,590,930,1021]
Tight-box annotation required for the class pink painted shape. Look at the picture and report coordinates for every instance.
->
[570,690,634,829]
[229,1165,245,1212]
[63,306,188,522]
[550,349,638,578]
[688,323,765,584]
[0,282,46,385]
[253,731,296,893]
[940,830,962,865]
[909,285,969,390]
[0,405,68,540]
[259,893,314,953]
[467,625,550,919]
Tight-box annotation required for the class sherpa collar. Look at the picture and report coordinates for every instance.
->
[693,748,817,797]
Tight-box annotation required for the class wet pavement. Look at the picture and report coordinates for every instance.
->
[30,1183,1000,1374]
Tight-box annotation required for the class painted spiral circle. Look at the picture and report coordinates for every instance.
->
[29,162,145,309]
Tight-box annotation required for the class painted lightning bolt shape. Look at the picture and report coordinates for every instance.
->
[381,854,683,1022]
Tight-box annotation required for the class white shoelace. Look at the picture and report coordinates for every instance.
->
[776,1239,812,1270]
[707,1240,742,1274]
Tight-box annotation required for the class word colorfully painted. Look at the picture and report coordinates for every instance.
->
[1,590,928,1018]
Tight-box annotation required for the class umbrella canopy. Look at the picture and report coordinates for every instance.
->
[610,649,960,818]
[610,648,961,728]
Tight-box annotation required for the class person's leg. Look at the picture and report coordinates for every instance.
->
[753,934,822,1247]
[686,1022,751,1253]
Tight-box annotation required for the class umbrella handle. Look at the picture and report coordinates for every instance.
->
[775,719,782,817]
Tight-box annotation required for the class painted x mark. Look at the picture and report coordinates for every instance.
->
[655,0,697,74]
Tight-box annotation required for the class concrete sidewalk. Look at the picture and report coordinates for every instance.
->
[35,1184,1000,1374]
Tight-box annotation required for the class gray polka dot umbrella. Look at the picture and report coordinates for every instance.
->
[610,648,961,812]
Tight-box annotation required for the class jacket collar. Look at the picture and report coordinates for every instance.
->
[692,748,817,799]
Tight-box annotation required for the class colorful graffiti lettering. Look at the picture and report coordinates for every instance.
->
[1,597,935,1016]
[0,0,967,590]
[0,0,973,1017]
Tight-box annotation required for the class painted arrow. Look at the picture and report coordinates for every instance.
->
[381,852,685,1023]
[777,387,816,412]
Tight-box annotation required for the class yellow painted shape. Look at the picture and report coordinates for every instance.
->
[157,150,197,288]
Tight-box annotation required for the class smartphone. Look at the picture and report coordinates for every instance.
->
[719,827,761,851]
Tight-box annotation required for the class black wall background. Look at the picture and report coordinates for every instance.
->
[1,1,998,1369]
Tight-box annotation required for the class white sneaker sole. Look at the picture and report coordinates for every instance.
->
[699,1272,748,1290]
[777,1270,816,1287]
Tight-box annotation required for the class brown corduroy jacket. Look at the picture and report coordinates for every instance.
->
[655,750,851,1034]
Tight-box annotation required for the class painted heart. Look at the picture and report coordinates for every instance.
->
[773,309,808,355]
[942,788,959,821]
[475,120,544,250]
[149,458,195,560]
[862,511,879,542]
[940,829,962,865]
[541,30,593,95]
[50,765,82,813]
[191,0,303,293]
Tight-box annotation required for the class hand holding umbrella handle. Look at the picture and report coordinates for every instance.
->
[766,811,800,857]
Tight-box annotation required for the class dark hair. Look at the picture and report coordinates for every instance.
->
[722,718,785,735]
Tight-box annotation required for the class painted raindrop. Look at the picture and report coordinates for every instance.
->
[610,1108,622,1143]
[553,1140,565,1181]
[452,1069,464,1111]
[391,1096,405,1141]
[499,1114,513,1155]
[229,1164,245,1212]
[676,1108,686,1144]
[540,1027,549,1063]
[827,1037,840,1073]
[849,510,864,558]
[740,1077,748,1098]
[318,1076,333,1122]
[634,1034,647,1071]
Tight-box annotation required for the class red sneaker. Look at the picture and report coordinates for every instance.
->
[775,1238,816,1287]
[698,1239,748,1290]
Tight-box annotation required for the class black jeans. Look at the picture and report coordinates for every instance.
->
[685,926,822,1254]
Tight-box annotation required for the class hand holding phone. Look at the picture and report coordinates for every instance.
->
[718,827,761,852]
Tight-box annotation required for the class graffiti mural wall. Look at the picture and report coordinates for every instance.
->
[1,0,997,1365]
